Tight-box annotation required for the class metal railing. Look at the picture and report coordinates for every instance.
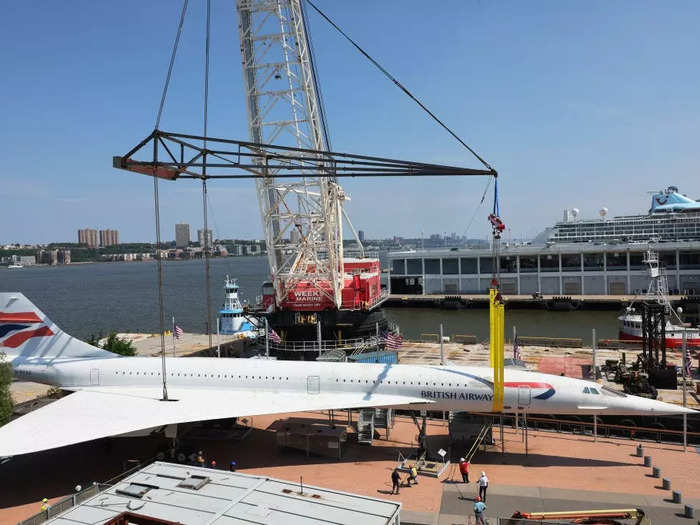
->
[500,413,700,446]
[268,335,383,354]
[18,484,106,525]
[17,459,149,525]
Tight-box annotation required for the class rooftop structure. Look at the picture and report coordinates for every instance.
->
[44,461,401,525]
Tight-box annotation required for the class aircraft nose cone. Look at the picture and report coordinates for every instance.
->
[644,398,696,415]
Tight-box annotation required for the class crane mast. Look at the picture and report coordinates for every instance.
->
[237,0,347,310]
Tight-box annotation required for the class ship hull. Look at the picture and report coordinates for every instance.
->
[618,330,700,348]
[267,307,389,341]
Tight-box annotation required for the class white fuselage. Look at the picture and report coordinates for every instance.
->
[11,356,686,416]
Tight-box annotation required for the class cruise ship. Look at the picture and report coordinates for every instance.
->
[387,186,700,296]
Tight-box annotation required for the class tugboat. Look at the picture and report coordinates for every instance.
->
[618,249,700,348]
[219,276,258,338]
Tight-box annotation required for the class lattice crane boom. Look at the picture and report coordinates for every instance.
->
[237,0,346,309]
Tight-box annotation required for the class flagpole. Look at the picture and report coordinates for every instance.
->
[161,318,168,401]
[682,329,687,452]
[216,315,221,358]
[513,325,517,359]
[265,317,269,358]
[172,316,176,357]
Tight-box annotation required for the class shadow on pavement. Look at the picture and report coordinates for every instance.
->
[479,451,632,468]
[0,436,166,509]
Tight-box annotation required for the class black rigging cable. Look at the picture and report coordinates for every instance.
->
[155,0,189,129]
[304,0,496,174]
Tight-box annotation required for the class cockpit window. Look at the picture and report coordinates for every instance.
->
[601,385,626,397]
[583,387,590,394]
[589,387,599,395]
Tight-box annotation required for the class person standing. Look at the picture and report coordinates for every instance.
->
[40,498,49,512]
[391,468,401,494]
[196,451,206,467]
[473,496,486,525]
[477,471,489,502]
[458,457,470,483]
[407,464,419,485]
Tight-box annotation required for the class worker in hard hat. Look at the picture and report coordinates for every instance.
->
[473,496,486,525]
[477,471,489,502]
[40,498,49,512]
[458,457,470,483]
[407,464,418,485]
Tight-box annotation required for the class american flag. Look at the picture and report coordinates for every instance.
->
[513,335,521,361]
[268,328,281,344]
[381,330,403,349]
[684,344,693,378]
[174,325,184,339]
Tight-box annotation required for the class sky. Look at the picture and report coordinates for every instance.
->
[1,0,699,244]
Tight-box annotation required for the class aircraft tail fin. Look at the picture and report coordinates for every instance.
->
[0,293,116,361]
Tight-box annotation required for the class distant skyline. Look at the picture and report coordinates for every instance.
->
[2,1,699,244]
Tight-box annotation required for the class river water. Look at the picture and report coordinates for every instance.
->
[0,258,619,342]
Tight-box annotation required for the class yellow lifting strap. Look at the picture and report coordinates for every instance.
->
[489,288,505,412]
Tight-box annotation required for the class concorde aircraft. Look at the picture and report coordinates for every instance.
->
[0,293,694,457]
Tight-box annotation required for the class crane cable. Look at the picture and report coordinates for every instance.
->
[462,177,493,237]
[155,0,189,129]
[304,0,495,174]
[202,0,213,348]
[305,0,500,248]
[490,178,503,288]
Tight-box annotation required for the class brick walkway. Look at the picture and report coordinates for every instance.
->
[2,411,699,523]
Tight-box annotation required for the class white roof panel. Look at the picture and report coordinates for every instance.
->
[45,462,400,525]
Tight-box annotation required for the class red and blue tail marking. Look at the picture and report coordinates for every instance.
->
[504,381,556,400]
[0,312,54,348]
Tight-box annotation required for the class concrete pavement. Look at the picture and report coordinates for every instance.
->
[437,483,700,524]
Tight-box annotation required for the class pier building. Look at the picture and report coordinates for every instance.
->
[388,241,700,296]
[388,187,700,296]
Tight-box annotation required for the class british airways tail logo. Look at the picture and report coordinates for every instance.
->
[504,381,556,400]
[0,312,54,348]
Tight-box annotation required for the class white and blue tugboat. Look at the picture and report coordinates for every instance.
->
[219,276,258,338]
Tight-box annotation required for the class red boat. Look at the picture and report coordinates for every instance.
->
[618,310,700,348]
